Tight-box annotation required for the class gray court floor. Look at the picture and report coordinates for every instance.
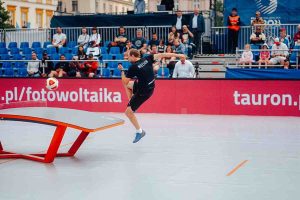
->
[0,113,300,200]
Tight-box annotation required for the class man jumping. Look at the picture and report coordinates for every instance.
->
[118,49,186,143]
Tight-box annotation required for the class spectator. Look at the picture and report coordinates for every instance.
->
[160,0,174,11]
[132,29,147,50]
[40,52,54,77]
[163,45,176,76]
[27,52,40,77]
[168,26,180,45]
[181,25,194,58]
[148,45,158,55]
[258,44,270,67]
[148,33,160,47]
[108,26,128,53]
[293,24,300,46]
[227,8,241,53]
[239,44,254,66]
[86,41,100,58]
[158,40,166,53]
[251,11,265,29]
[77,27,90,48]
[189,8,205,54]
[172,56,194,78]
[76,46,87,60]
[124,41,133,59]
[269,38,289,66]
[89,27,101,47]
[47,27,67,49]
[49,54,70,78]
[134,0,145,14]
[78,54,99,78]
[173,38,185,54]
[173,10,186,34]
[279,28,291,48]
[250,26,266,47]
[67,57,80,77]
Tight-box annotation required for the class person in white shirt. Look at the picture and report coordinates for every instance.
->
[47,27,67,49]
[174,10,185,34]
[77,27,90,48]
[172,56,194,78]
[86,41,100,58]
[89,27,101,47]
[269,38,289,65]
[27,53,40,77]
[239,44,254,66]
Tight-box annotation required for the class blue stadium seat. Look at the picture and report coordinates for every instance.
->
[46,47,57,54]
[109,47,121,54]
[2,62,12,69]
[157,68,170,78]
[98,68,111,78]
[22,48,32,55]
[32,42,41,49]
[121,61,130,69]
[20,42,29,50]
[50,54,60,60]
[104,41,111,47]
[17,68,28,77]
[0,48,8,55]
[107,61,118,69]
[3,68,14,77]
[114,54,124,60]
[12,54,23,61]
[0,42,6,48]
[100,47,108,54]
[101,54,112,60]
[10,48,20,55]
[0,54,10,62]
[112,69,121,77]
[67,41,77,49]
[37,54,43,60]
[59,47,68,54]
[64,53,73,60]
[24,54,32,60]
[33,47,44,54]
[14,61,26,69]
[72,47,78,55]
[8,42,17,49]
[43,41,52,49]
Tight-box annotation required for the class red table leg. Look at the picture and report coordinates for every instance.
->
[67,131,89,156]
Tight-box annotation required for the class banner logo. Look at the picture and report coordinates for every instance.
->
[255,0,278,14]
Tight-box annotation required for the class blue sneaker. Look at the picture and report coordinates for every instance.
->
[133,130,146,143]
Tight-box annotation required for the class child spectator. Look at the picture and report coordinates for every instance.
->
[258,44,270,67]
[239,44,254,66]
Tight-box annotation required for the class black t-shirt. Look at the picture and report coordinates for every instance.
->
[116,33,128,44]
[132,37,147,49]
[148,39,160,47]
[126,54,155,94]
[55,61,70,72]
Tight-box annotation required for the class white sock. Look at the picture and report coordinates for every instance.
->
[136,128,143,133]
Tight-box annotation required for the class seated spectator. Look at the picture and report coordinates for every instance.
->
[40,52,54,77]
[89,27,101,47]
[269,38,289,66]
[293,24,300,46]
[279,28,291,48]
[76,46,87,60]
[168,26,180,45]
[78,54,99,78]
[157,40,166,53]
[47,27,67,49]
[172,56,194,78]
[163,45,177,76]
[250,26,266,47]
[132,29,147,50]
[251,11,265,30]
[108,26,128,53]
[239,44,254,66]
[148,45,158,55]
[86,41,100,58]
[124,41,133,60]
[68,57,80,77]
[181,25,194,57]
[77,27,90,49]
[173,39,185,54]
[258,44,270,67]
[148,33,160,47]
[49,54,70,78]
[27,52,40,77]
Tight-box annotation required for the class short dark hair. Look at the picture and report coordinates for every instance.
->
[232,8,238,12]
[152,32,157,35]
[129,49,140,58]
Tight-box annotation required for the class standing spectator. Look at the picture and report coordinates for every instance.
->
[172,56,194,78]
[227,8,241,53]
[27,53,40,77]
[108,26,128,53]
[269,38,289,66]
[40,52,54,77]
[76,46,87,60]
[279,28,291,48]
[49,55,70,78]
[293,24,300,46]
[158,40,166,53]
[77,27,90,48]
[173,39,185,54]
[89,27,101,47]
[258,44,270,67]
[250,26,266,47]
[181,25,194,58]
[161,0,174,11]
[132,29,147,50]
[189,8,205,54]
[134,0,145,14]
[78,54,99,78]
[173,10,186,34]
[47,27,67,49]
[239,44,254,66]
[168,26,180,45]
[251,11,265,30]
[86,41,100,58]
[148,33,160,47]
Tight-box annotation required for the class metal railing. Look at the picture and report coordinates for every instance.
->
[211,24,300,54]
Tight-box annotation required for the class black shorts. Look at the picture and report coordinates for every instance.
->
[127,81,154,112]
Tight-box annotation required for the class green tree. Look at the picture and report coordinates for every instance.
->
[0,1,14,28]
[215,0,224,26]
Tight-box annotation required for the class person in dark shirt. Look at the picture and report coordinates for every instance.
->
[148,32,160,47]
[132,29,147,50]
[77,46,87,60]
[118,49,185,143]
[108,26,128,53]
[40,52,54,77]
[49,54,70,78]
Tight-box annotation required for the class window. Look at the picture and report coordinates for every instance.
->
[46,10,53,28]
[115,6,118,13]
[36,9,43,28]
[109,5,113,13]
[72,0,78,12]
[103,3,106,13]
[96,1,99,12]
[7,5,16,27]
[20,7,29,28]
[174,0,179,11]
[193,0,200,9]
[57,1,62,12]
[122,7,125,14]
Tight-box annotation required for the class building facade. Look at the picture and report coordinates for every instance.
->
[57,0,134,15]
[2,0,58,28]
[148,0,210,12]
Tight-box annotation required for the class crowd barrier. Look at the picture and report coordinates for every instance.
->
[0,78,300,116]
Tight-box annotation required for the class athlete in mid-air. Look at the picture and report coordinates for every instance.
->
[118,49,186,143]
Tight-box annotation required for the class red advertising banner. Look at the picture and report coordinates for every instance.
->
[0,78,300,116]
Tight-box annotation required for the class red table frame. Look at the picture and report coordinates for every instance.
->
[0,114,124,163]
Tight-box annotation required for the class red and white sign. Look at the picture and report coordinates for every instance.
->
[0,79,300,116]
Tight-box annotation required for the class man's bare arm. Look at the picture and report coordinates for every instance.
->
[154,53,185,60]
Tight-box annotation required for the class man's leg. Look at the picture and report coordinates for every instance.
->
[125,106,141,130]
[123,80,134,100]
